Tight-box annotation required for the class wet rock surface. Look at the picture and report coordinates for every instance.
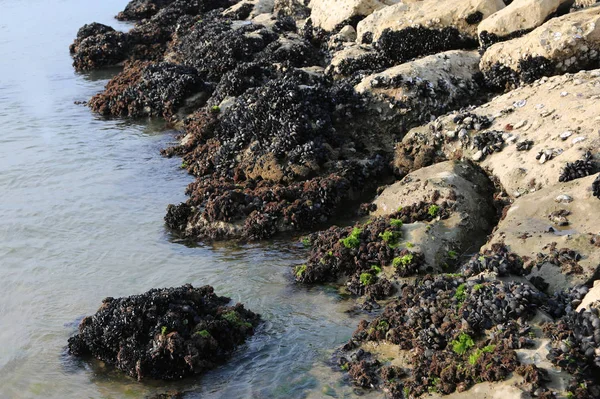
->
[67,284,259,381]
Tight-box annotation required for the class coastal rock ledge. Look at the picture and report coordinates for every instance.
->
[67,284,260,381]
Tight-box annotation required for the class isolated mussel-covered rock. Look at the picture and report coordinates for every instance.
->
[68,284,260,381]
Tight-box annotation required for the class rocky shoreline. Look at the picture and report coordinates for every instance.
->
[69,0,600,397]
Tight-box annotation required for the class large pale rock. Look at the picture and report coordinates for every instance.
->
[374,160,496,270]
[481,6,600,88]
[356,0,505,42]
[308,0,401,31]
[484,174,600,293]
[478,0,572,47]
[355,50,484,127]
[355,50,481,100]
[398,69,600,198]
[578,280,600,311]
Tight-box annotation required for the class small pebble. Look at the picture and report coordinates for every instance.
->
[555,194,573,203]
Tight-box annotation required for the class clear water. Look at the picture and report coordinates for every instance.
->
[0,1,372,398]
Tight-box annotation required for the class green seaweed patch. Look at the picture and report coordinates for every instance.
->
[360,272,375,286]
[454,283,467,303]
[340,227,362,249]
[379,230,401,246]
[195,329,212,338]
[468,345,496,365]
[428,205,440,218]
[222,311,252,329]
[295,264,307,278]
[451,332,474,355]
[300,236,311,247]
[161,326,168,336]
[392,254,413,269]
[371,265,382,275]
[390,218,403,228]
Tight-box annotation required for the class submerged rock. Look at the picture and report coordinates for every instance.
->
[67,284,260,381]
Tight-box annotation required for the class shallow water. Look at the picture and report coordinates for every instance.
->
[0,1,375,398]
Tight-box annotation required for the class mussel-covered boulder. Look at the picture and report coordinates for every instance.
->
[68,284,260,381]
[69,23,129,71]
[296,160,497,287]
[88,61,206,118]
[116,0,178,21]
[481,6,600,89]
[354,50,485,125]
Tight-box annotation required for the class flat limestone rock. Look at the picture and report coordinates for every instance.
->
[477,0,571,46]
[356,0,505,42]
[484,174,600,293]
[481,6,600,87]
[308,0,401,31]
[373,160,496,270]
[399,69,600,198]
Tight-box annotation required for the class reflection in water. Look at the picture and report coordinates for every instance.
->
[0,1,376,398]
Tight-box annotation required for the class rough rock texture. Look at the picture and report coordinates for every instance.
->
[481,7,600,89]
[296,160,496,289]
[397,69,600,198]
[373,160,497,270]
[338,275,543,397]
[354,50,485,123]
[356,0,505,42]
[67,285,259,381]
[483,174,600,293]
[477,0,571,48]
[69,23,129,71]
[308,0,400,31]
[88,61,205,118]
[116,0,178,21]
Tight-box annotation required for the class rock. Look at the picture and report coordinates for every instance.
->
[372,160,497,271]
[356,0,505,43]
[481,7,600,89]
[116,0,177,21]
[308,0,401,32]
[69,23,129,71]
[477,0,572,48]
[354,51,484,126]
[577,280,600,311]
[88,61,205,118]
[67,284,260,381]
[484,174,600,293]
[398,69,600,197]
[594,173,600,198]
[273,0,311,18]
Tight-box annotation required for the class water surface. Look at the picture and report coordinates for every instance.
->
[0,1,373,398]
